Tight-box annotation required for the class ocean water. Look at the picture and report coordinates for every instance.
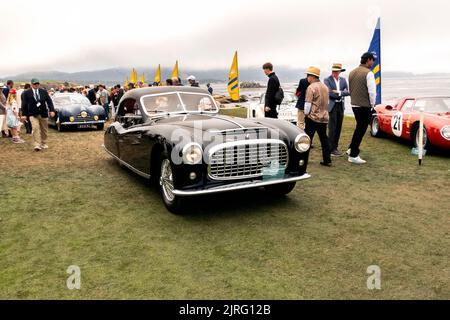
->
[210,75,450,114]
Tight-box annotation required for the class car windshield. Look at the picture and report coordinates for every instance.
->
[54,95,91,106]
[414,98,450,113]
[142,92,218,114]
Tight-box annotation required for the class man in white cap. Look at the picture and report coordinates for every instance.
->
[187,75,199,87]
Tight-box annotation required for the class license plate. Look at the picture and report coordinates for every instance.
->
[262,160,285,180]
[77,124,92,129]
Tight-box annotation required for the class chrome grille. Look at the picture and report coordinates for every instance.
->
[208,139,289,180]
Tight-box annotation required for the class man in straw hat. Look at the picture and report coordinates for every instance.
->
[324,63,350,157]
[304,66,332,167]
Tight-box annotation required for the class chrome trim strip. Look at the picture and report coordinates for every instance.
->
[102,144,151,179]
[61,120,106,125]
[172,174,311,196]
[208,127,269,134]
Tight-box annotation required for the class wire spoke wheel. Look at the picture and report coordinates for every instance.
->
[160,159,175,202]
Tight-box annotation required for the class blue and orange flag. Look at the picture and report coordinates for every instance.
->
[227,51,239,101]
[368,18,381,105]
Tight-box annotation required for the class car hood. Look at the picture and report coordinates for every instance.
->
[58,104,105,115]
[154,114,269,131]
[426,112,450,124]
[435,112,450,119]
[150,113,297,145]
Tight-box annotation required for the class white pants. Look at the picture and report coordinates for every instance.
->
[0,114,6,132]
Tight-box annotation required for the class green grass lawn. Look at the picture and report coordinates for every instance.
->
[0,114,449,299]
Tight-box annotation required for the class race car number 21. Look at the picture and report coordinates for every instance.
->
[391,112,403,137]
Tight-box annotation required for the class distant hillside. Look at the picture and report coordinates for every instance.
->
[3,68,449,85]
[5,67,308,85]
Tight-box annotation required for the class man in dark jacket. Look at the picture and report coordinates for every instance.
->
[111,85,124,110]
[206,83,213,95]
[3,80,14,99]
[295,77,310,129]
[87,85,98,105]
[21,78,55,151]
[262,62,280,119]
[21,83,32,134]
[115,84,124,101]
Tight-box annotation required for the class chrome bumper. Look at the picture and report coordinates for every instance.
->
[172,173,311,197]
[61,120,106,125]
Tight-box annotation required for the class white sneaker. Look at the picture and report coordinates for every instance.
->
[348,156,367,164]
[12,138,25,144]
[34,145,42,152]
[40,144,49,149]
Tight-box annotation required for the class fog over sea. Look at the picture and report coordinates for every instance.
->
[211,75,450,115]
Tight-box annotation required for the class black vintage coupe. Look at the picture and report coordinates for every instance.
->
[50,93,107,131]
[104,87,311,214]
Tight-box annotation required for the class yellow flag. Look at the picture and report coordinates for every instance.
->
[228,51,240,101]
[140,72,145,84]
[154,64,161,85]
[171,61,179,79]
[124,77,129,89]
[130,68,138,85]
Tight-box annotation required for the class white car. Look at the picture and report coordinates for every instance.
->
[248,91,298,124]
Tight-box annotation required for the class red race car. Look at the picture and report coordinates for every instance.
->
[371,96,450,149]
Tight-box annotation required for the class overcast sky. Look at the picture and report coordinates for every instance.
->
[1,0,449,76]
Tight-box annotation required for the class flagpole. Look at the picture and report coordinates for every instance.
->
[418,107,425,166]
[236,51,240,101]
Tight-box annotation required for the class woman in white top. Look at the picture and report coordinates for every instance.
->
[5,89,24,144]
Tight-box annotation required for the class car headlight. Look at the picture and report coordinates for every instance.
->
[441,126,450,140]
[295,133,311,153]
[94,115,99,121]
[182,143,203,164]
[69,116,75,122]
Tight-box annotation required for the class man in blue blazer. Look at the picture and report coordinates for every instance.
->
[324,63,350,157]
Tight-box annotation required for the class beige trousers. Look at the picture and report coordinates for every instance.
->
[297,110,305,130]
[30,115,48,147]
